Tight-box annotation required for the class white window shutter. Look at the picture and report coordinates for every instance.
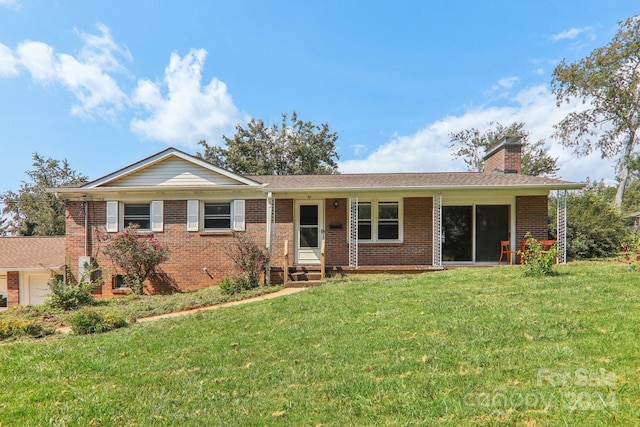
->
[187,200,199,231]
[106,201,118,232]
[233,200,245,231]
[151,201,164,232]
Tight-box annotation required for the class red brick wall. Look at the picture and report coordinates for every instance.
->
[7,271,19,308]
[321,197,433,267]
[269,199,294,266]
[66,199,268,296]
[325,198,349,265]
[516,195,549,241]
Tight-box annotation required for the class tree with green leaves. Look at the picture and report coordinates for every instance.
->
[1,153,87,236]
[198,112,340,175]
[549,180,629,259]
[449,121,559,176]
[552,15,640,209]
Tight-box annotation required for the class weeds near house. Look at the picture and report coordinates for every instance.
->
[220,232,270,294]
[47,272,100,310]
[520,231,557,276]
[68,308,127,335]
[0,284,283,341]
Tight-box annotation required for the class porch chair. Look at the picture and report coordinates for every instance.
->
[498,240,515,265]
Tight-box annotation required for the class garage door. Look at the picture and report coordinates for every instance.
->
[27,274,51,305]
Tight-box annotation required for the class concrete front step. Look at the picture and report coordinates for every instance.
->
[287,265,324,283]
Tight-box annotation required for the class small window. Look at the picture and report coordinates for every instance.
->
[112,275,127,289]
[204,202,231,230]
[123,203,150,229]
[357,202,372,240]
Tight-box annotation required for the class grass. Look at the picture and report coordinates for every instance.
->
[0,284,283,337]
[0,261,639,425]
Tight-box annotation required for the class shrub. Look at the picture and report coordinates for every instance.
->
[549,181,629,259]
[225,232,270,291]
[219,277,240,295]
[102,224,170,295]
[520,232,557,277]
[47,274,100,311]
[68,308,128,335]
[219,273,257,295]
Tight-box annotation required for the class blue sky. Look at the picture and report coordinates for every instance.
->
[0,1,638,194]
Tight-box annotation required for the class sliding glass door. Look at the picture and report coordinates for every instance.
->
[442,204,510,263]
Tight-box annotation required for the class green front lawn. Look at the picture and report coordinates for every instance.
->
[1,262,638,425]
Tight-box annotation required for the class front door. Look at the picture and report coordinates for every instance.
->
[295,201,324,264]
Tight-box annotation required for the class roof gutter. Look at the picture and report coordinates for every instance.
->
[259,183,586,193]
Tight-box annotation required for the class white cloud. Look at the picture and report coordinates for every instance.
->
[497,77,519,89]
[14,24,129,118]
[0,43,19,76]
[130,48,243,147]
[340,84,616,183]
[0,0,21,10]
[16,41,56,81]
[552,27,592,42]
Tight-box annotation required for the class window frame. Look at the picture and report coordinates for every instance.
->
[121,202,151,230]
[112,274,127,289]
[110,200,163,233]
[202,201,232,231]
[356,199,403,243]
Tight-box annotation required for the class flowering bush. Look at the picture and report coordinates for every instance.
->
[102,225,170,294]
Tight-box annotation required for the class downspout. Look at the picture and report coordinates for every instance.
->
[84,201,89,257]
[265,192,273,285]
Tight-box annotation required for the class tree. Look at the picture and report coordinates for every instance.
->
[552,15,640,209]
[198,112,340,175]
[549,180,629,259]
[0,153,87,236]
[449,121,559,176]
[102,225,170,295]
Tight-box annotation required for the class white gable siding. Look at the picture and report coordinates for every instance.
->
[109,157,244,187]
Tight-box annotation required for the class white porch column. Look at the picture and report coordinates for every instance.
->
[348,196,358,268]
[433,193,442,267]
[265,192,273,250]
[556,190,568,264]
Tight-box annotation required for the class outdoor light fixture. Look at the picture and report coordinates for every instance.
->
[334,200,339,208]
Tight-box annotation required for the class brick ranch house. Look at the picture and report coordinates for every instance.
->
[49,138,582,299]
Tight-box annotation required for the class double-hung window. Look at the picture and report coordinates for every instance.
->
[187,199,245,232]
[106,201,164,232]
[357,200,401,242]
[123,203,151,229]
[204,202,231,230]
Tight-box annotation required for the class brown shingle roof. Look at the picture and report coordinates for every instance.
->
[247,172,582,191]
[0,236,65,270]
